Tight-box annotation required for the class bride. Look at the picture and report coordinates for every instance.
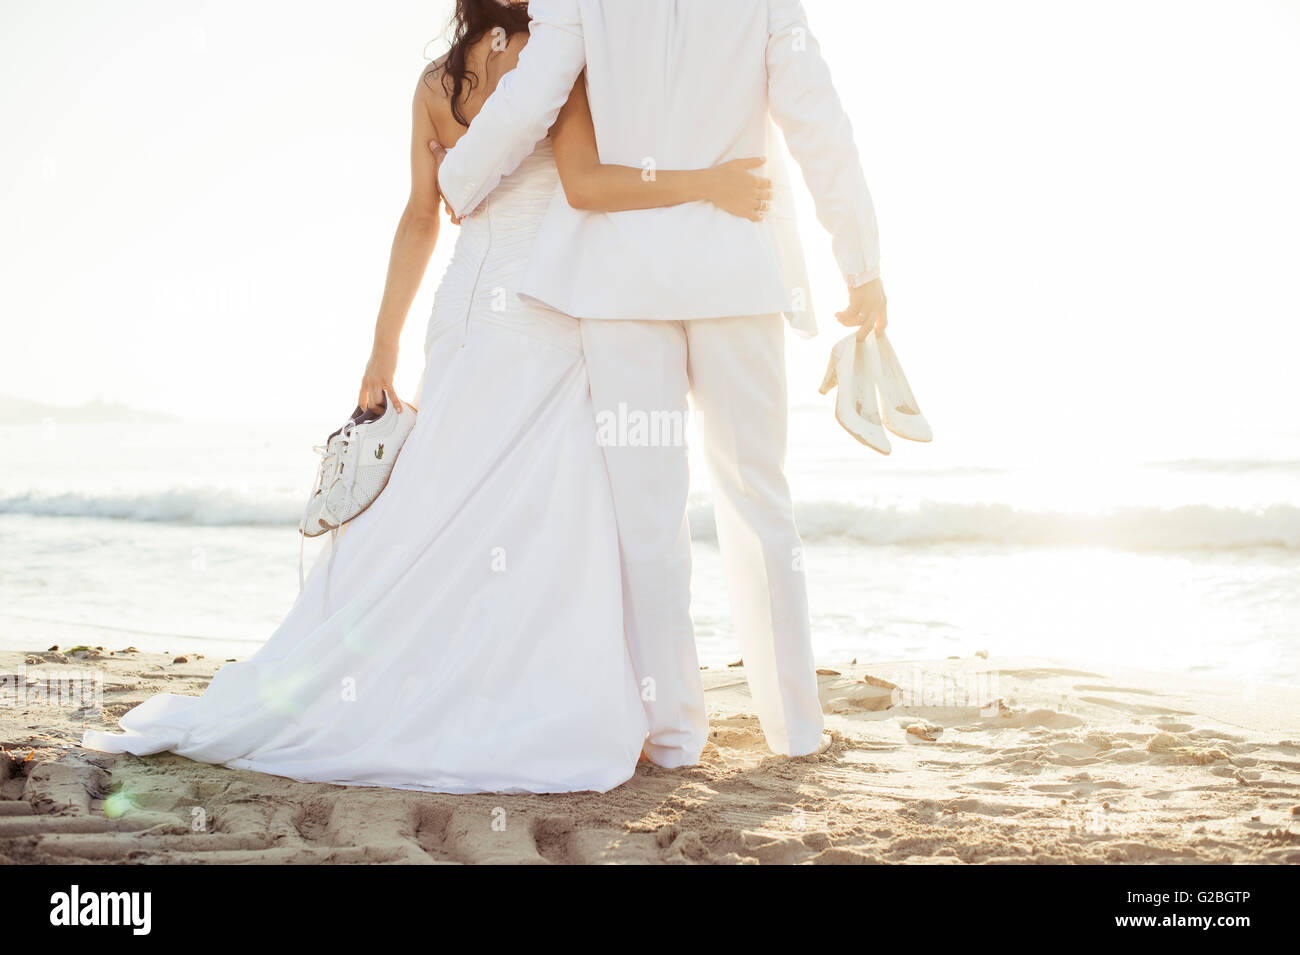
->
[81,0,771,793]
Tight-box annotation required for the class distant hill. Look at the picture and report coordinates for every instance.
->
[0,396,176,423]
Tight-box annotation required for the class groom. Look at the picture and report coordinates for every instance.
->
[437,0,885,766]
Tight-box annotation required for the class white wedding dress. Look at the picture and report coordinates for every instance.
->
[82,139,650,794]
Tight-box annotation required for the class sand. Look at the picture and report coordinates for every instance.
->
[1,647,1297,865]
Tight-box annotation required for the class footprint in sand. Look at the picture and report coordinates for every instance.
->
[995,709,1085,730]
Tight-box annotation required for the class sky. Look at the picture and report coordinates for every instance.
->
[3,0,1299,465]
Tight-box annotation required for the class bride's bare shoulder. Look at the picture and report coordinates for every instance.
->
[416,55,455,144]
[418,53,452,104]
[416,30,529,143]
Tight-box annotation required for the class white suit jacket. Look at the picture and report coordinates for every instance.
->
[436,0,880,331]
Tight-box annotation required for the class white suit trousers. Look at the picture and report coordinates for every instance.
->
[581,314,824,765]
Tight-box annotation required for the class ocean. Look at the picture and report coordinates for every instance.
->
[2,406,1298,687]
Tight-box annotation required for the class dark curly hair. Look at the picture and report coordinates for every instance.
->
[427,0,532,127]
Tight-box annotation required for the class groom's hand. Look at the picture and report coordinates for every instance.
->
[429,139,464,225]
[836,278,887,341]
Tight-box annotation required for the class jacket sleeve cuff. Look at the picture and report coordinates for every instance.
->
[436,148,479,220]
[846,267,880,287]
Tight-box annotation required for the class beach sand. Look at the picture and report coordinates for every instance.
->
[1,648,1297,865]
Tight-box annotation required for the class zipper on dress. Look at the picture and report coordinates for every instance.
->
[460,202,491,349]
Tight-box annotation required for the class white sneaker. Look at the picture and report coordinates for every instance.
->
[315,393,417,532]
[869,330,932,443]
[300,427,353,539]
[297,392,417,591]
[820,331,891,455]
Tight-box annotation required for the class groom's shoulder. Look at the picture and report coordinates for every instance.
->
[576,0,778,29]
[530,0,584,23]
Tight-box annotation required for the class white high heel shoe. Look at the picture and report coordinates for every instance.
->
[820,331,891,454]
[868,330,932,443]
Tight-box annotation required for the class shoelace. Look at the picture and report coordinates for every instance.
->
[297,423,360,592]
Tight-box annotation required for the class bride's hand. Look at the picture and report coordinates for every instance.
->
[706,158,773,222]
[358,344,403,414]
